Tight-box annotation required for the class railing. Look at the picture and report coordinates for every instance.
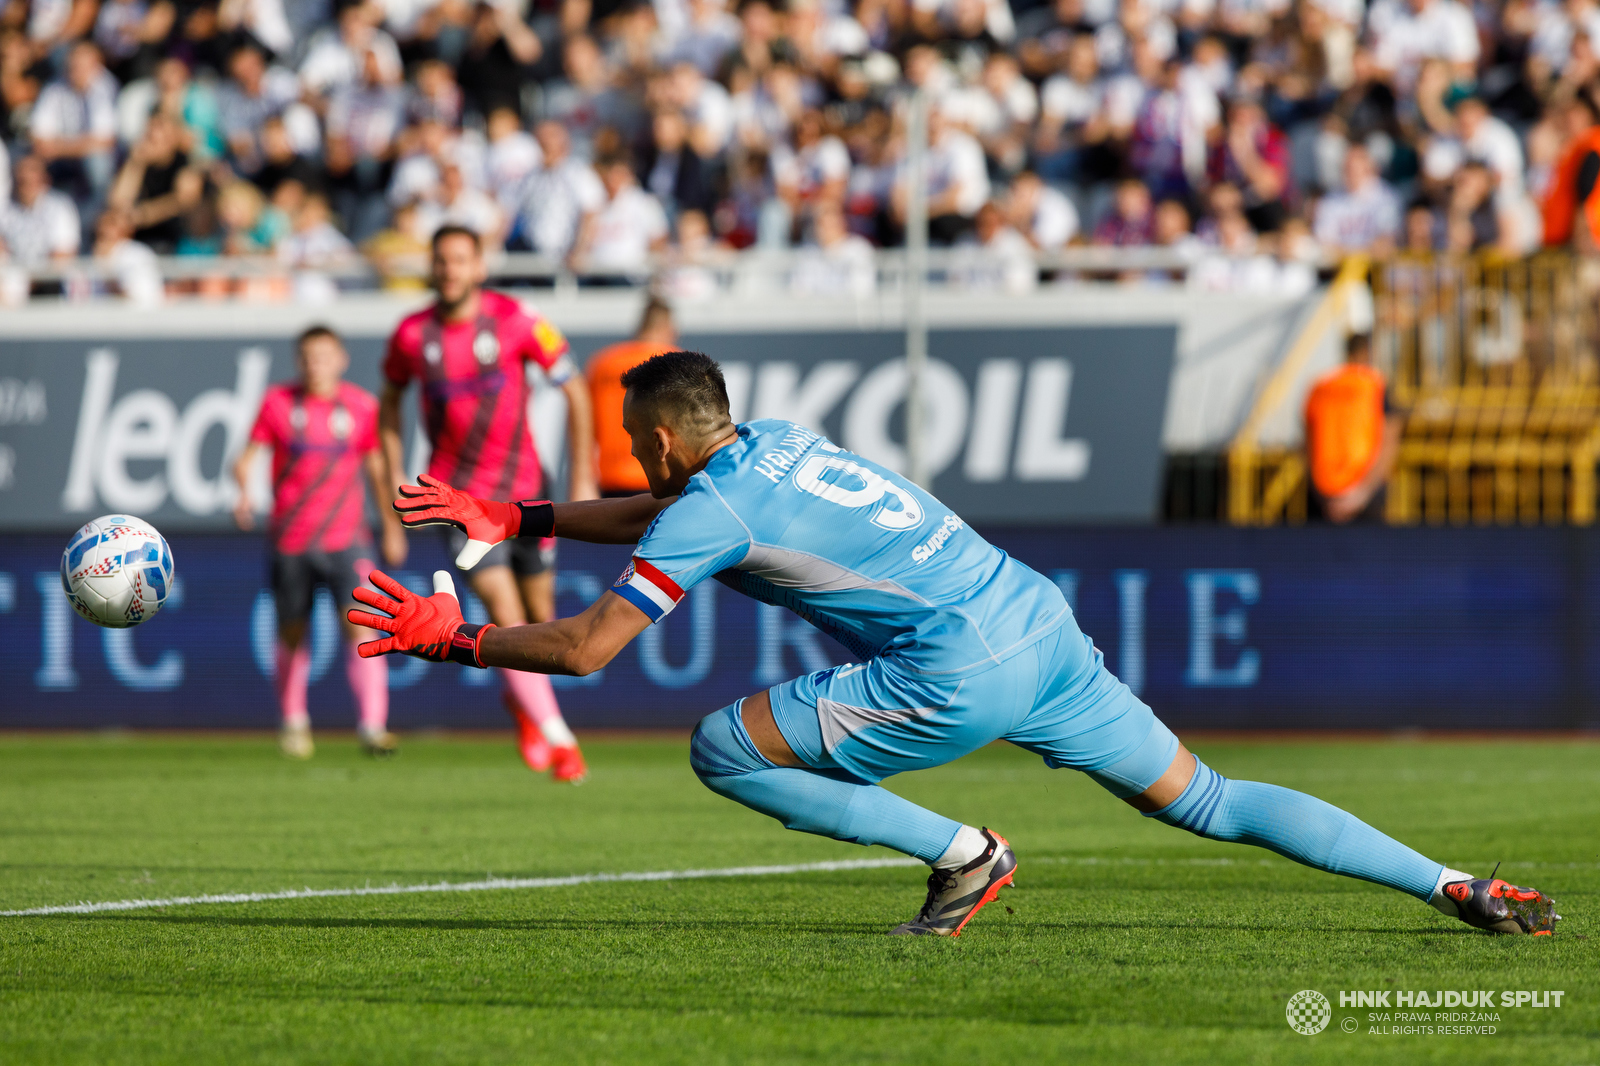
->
[1229,249,1600,527]
[1376,252,1600,525]
[8,244,1333,303]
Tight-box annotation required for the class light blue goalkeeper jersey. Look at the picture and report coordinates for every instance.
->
[610,419,1072,677]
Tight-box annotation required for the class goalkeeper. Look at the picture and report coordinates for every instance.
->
[348,350,1558,938]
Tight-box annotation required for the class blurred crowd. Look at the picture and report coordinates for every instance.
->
[2,0,1598,301]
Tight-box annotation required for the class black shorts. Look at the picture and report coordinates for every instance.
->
[445,528,555,576]
[271,546,372,625]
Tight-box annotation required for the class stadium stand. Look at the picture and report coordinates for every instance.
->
[1,0,1596,301]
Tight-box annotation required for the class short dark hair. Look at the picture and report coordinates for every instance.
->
[620,350,730,438]
[297,324,342,351]
[431,223,481,252]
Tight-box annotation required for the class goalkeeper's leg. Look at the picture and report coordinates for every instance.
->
[1126,740,1556,932]
[690,694,1019,936]
[1011,636,1556,933]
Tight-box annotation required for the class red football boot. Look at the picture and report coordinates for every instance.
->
[888,828,1016,937]
[550,744,588,784]
[503,690,552,773]
[1441,871,1559,935]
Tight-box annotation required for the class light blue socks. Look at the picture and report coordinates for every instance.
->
[1148,757,1444,900]
[689,702,961,863]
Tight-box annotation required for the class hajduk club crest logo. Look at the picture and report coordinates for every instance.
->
[1286,990,1332,1035]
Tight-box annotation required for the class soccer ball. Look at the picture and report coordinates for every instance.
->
[60,515,176,629]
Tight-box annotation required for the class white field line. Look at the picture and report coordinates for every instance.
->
[8,854,1590,918]
[0,857,924,918]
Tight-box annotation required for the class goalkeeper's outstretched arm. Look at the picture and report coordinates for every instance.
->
[389,473,673,566]
[348,569,652,676]
[549,494,675,544]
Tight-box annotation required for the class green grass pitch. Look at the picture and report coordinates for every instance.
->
[1,733,1595,1065]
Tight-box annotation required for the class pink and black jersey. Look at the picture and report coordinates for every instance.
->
[383,290,577,501]
[249,381,380,554]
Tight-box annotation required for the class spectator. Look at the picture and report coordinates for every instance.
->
[954,51,1038,178]
[414,158,504,247]
[1129,55,1219,201]
[667,60,734,159]
[218,42,317,177]
[217,179,282,254]
[586,296,679,495]
[541,34,646,161]
[252,113,324,198]
[0,154,81,267]
[1189,208,1283,292]
[641,107,717,220]
[1313,142,1402,254]
[1442,161,1504,253]
[775,107,850,215]
[1304,333,1402,523]
[216,0,295,59]
[1207,96,1290,233]
[30,41,118,222]
[1423,94,1525,198]
[1035,34,1113,186]
[1,31,43,145]
[1017,0,1096,79]
[457,0,542,120]
[570,154,669,278]
[1093,177,1155,245]
[513,118,604,259]
[1153,196,1202,258]
[107,110,199,253]
[114,56,224,162]
[94,0,174,84]
[1004,169,1079,251]
[791,198,876,297]
[1372,0,1479,94]
[665,0,742,77]
[91,204,163,304]
[363,197,429,289]
[324,45,408,240]
[24,0,99,64]
[408,58,463,128]
[175,176,223,256]
[484,104,540,213]
[659,207,721,299]
[1403,200,1440,252]
[387,113,456,206]
[278,189,357,268]
[893,106,990,245]
[952,200,1038,293]
[911,0,1015,45]
[299,3,402,101]
[718,146,789,247]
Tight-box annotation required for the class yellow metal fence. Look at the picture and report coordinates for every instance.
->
[1228,251,1600,526]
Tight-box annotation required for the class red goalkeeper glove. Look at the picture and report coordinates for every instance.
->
[391,473,556,569]
[347,569,495,666]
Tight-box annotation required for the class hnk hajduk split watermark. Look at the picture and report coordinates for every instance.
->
[1285,989,1566,1036]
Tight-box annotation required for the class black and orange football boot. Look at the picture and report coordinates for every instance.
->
[888,828,1016,937]
[1440,870,1559,935]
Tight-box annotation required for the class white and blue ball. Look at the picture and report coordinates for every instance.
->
[60,515,176,629]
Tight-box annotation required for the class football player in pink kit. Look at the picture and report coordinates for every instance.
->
[380,224,597,783]
[233,326,407,759]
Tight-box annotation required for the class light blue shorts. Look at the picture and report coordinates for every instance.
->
[768,621,1180,798]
